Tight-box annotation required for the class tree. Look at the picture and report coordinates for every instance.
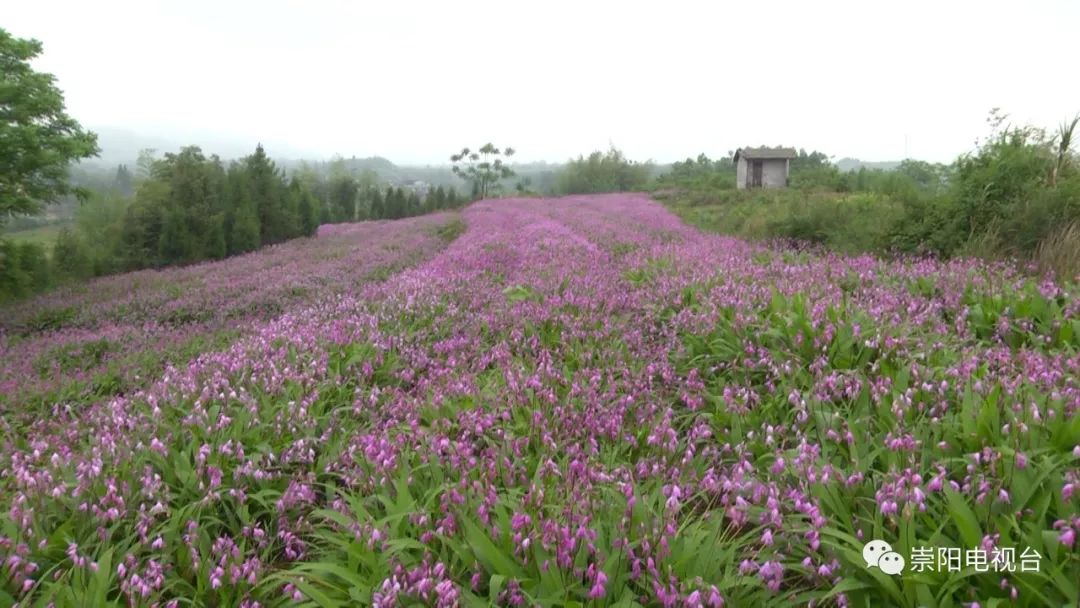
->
[113,165,134,197]
[0,28,99,226]
[292,179,320,236]
[53,227,92,279]
[245,144,290,244]
[446,187,461,208]
[556,147,653,194]
[450,143,516,200]
[370,188,385,219]
[230,199,261,254]
[406,191,421,217]
[203,213,227,259]
[328,175,358,223]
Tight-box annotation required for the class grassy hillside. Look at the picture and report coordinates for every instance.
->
[4,223,68,253]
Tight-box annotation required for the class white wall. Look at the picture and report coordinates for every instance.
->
[761,159,788,188]
[736,156,748,189]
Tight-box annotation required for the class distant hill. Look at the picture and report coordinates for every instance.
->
[74,128,573,193]
[835,158,902,172]
[83,127,313,169]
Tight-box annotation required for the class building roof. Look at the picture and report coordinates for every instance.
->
[734,147,797,161]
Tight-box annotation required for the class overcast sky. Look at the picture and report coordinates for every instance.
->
[6,0,1079,165]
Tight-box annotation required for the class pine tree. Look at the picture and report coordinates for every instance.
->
[394,188,407,219]
[113,164,134,197]
[328,175,358,223]
[406,191,421,217]
[433,186,447,210]
[370,188,385,219]
[230,200,261,254]
[293,179,320,236]
[245,144,287,245]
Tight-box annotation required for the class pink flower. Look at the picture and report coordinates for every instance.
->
[1059,527,1076,548]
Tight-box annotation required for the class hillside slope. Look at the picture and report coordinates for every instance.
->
[1,195,1077,606]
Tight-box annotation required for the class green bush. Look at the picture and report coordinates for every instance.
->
[557,147,653,194]
[0,239,54,302]
[660,114,1080,276]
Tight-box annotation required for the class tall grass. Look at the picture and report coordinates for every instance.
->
[658,189,906,255]
[1035,222,1080,282]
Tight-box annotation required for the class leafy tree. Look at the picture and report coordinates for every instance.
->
[0,28,98,226]
[118,191,164,270]
[53,227,91,279]
[203,213,227,259]
[0,241,29,300]
[158,208,191,263]
[556,147,653,194]
[135,149,158,181]
[17,242,51,293]
[450,144,516,200]
[230,199,261,254]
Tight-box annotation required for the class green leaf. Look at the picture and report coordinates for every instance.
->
[460,516,526,579]
[943,488,982,548]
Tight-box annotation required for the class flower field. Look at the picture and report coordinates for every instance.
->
[0,214,457,412]
[1,194,1078,607]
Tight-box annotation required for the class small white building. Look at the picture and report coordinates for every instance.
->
[734,147,797,189]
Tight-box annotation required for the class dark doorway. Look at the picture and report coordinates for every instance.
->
[751,160,763,188]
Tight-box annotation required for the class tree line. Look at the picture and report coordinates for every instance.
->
[300,162,465,225]
[0,145,469,302]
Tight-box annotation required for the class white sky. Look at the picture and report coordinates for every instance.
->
[6,0,1079,164]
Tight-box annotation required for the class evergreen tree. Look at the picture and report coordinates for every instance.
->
[370,188,385,219]
[245,144,289,245]
[406,191,421,217]
[230,199,261,254]
[292,179,320,236]
[328,175,358,223]
[113,164,134,197]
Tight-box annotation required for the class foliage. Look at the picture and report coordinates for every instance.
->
[663,188,907,255]
[451,143,516,200]
[890,111,1080,265]
[657,111,1079,279]
[556,147,654,194]
[0,28,98,225]
[654,153,737,191]
[0,240,51,302]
